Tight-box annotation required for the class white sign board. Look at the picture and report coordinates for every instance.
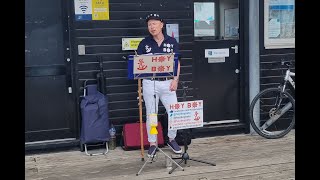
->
[166,24,179,43]
[168,100,204,130]
[133,54,174,74]
[205,48,229,58]
[74,0,93,21]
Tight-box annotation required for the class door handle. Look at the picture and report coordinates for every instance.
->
[231,45,238,54]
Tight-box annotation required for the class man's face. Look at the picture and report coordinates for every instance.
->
[147,19,163,36]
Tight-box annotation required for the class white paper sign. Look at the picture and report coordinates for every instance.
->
[168,100,204,130]
[74,0,93,20]
[133,54,174,74]
[268,18,281,38]
[205,48,229,58]
[166,24,179,43]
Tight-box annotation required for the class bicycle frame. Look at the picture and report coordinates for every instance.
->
[262,66,295,130]
[281,69,295,92]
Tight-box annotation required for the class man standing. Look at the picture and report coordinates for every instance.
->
[136,13,182,157]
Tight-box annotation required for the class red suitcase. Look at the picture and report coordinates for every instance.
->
[122,122,164,150]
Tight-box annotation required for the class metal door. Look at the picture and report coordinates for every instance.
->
[25,0,76,142]
[193,0,241,124]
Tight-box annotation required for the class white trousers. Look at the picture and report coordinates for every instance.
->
[142,79,178,143]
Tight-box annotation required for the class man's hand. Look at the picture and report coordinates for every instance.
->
[169,79,179,91]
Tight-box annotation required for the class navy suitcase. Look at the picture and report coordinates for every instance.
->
[80,82,110,155]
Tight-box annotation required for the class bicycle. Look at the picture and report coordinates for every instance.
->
[249,61,295,139]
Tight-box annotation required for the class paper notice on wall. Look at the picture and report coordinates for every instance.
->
[92,0,109,20]
[74,0,93,20]
[166,24,179,43]
[268,18,281,38]
[75,0,109,21]
[122,38,144,51]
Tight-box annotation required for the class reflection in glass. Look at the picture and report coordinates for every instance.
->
[194,2,215,37]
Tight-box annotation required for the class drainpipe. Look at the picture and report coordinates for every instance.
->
[249,0,260,134]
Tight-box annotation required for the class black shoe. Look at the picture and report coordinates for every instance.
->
[167,140,182,154]
[147,145,157,158]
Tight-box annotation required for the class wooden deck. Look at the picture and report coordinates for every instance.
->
[25,130,295,180]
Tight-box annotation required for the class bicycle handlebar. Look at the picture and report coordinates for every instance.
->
[281,60,294,68]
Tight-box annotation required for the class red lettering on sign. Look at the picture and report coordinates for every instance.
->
[166,66,170,71]
[158,56,165,63]
[167,56,172,61]
[181,103,184,108]
[137,59,147,70]
[170,104,175,109]
[187,103,191,108]
[174,103,180,109]
[152,57,157,62]
[192,102,198,108]
[158,66,165,72]
[151,66,157,72]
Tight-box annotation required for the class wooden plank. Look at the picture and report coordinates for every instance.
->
[25,131,295,180]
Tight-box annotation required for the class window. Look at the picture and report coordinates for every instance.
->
[264,0,295,49]
[194,2,216,37]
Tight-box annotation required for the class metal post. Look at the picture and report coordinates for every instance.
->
[249,0,260,134]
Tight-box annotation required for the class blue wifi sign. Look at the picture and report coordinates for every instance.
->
[79,5,88,13]
[75,0,92,21]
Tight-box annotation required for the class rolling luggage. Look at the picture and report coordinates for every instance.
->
[80,81,110,156]
[121,122,164,150]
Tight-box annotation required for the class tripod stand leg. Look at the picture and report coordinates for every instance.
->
[136,156,152,176]
[136,148,158,176]
[189,158,216,166]
[169,159,185,174]
[157,148,184,171]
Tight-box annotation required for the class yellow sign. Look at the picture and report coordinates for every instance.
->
[122,38,144,51]
[92,0,109,20]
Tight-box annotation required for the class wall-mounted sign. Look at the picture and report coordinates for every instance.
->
[122,38,144,51]
[168,100,204,130]
[208,57,225,63]
[74,0,109,21]
[205,48,229,58]
[166,24,179,43]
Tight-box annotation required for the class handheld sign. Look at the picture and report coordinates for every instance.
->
[127,53,179,79]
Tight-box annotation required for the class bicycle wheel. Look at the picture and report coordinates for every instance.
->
[249,87,295,139]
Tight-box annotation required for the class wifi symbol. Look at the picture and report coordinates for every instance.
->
[79,5,88,13]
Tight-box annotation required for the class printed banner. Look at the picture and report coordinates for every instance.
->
[133,54,174,74]
[168,100,204,130]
